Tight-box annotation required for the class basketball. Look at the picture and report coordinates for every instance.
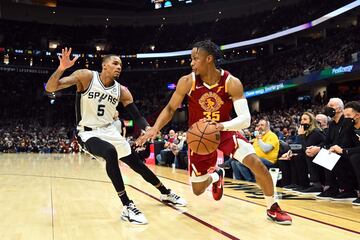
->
[186,120,220,155]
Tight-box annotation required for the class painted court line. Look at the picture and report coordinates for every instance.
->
[155,174,360,235]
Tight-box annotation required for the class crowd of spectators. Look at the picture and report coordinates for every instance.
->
[2,24,359,93]
[0,120,77,153]
[0,0,353,53]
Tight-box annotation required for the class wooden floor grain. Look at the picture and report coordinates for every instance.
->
[0,153,359,240]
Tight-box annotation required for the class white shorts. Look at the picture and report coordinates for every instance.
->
[232,138,256,164]
[78,123,131,159]
[190,172,210,183]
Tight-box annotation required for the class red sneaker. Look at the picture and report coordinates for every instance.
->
[208,167,225,201]
[267,203,292,225]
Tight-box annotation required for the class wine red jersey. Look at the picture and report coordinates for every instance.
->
[188,70,233,126]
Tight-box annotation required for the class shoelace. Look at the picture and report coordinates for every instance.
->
[128,204,141,215]
[270,203,286,214]
[169,193,180,200]
[272,206,286,214]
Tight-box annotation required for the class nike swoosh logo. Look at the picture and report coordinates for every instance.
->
[268,213,277,218]
[196,86,204,89]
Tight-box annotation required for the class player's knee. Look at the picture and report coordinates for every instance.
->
[123,152,143,170]
[104,146,118,163]
[192,184,205,196]
[233,139,256,164]
[243,154,267,175]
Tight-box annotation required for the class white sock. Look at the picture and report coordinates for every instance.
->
[264,195,276,209]
[210,173,219,183]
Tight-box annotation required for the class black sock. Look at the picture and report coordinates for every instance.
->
[118,191,131,206]
[157,184,171,194]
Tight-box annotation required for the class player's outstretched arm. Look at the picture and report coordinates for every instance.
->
[45,47,91,92]
[152,75,191,132]
[217,76,251,131]
[136,75,191,145]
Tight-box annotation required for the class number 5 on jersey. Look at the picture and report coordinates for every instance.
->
[97,104,105,116]
[203,111,220,121]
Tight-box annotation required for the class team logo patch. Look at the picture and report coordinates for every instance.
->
[111,88,117,93]
[199,92,224,112]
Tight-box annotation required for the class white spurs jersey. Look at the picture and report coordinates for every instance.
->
[76,71,121,128]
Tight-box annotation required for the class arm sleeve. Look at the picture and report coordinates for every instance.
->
[221,99,251,131]
[124,103,149,130]
[258,139,274,153]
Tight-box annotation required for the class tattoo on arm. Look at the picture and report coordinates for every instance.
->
[46,68,65,92]
[50,69,65,82]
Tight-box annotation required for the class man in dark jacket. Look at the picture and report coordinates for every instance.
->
[330,101,360,205]
[307,98,357,201]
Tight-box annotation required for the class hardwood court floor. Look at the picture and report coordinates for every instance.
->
[0,153,359,240]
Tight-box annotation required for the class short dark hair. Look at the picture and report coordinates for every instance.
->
[102,54,119,64]
[192,40,224,64]
[344,101,360,112]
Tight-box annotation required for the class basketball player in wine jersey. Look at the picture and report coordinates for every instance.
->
[45,48,186,225]
[138,40,292,225]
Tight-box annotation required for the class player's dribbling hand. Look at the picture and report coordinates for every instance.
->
[135,127,157,146]
[58,47,79,71]
[200,118,224,131]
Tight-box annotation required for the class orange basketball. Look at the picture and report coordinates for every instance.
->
[186,120,220,155]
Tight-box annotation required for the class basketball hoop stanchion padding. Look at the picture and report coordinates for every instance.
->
[145,143,155,165]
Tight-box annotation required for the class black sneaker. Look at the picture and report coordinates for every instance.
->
[218,163,231,169]
[298,185,323,195]
[292,186,309,193]
[352,198,360,206]
[316,187,339,200]
[331,191,357,202]
[283,184,298,191]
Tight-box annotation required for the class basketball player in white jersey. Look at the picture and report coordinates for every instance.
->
[45,47,186,225]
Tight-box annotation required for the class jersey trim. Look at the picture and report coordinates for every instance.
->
[75,92,82,125]
[96,71,117,90]
[81,72,95,96]
[118,84,121,102]
[203,82,219,90]
[188,73,196,96]
[202,69,224,90]
[225,73,231,93]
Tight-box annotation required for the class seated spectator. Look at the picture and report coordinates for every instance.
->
[308,98,357,201]
[296,112,325,194]
[231,159,255,182]
[253,119,280,168]
[329,101,360,205]
[156,129,177,166]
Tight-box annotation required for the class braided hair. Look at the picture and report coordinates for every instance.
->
[192,40,224,66]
